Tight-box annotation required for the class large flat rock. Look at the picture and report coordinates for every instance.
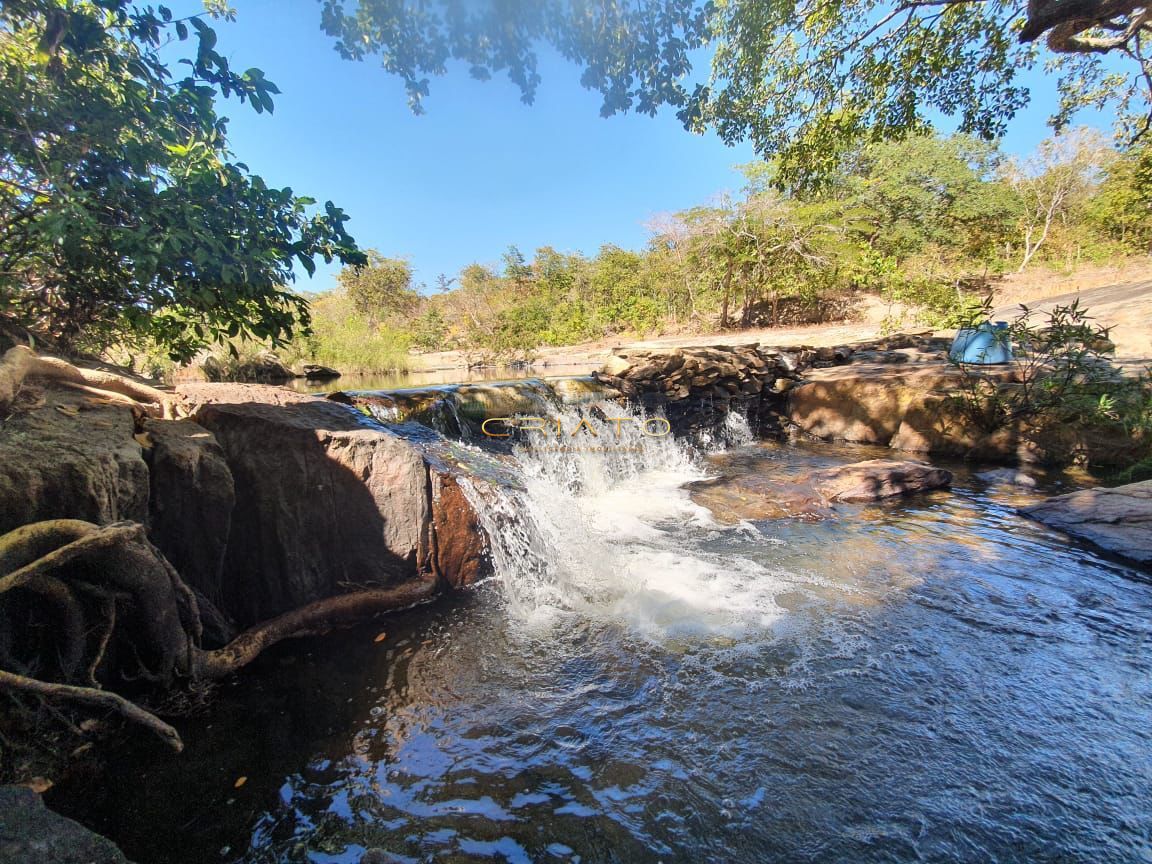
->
[1,381,488,629]
[809,459,953,502]
[787,362,998,446]
[0,786,132,864]
[182,384,487,625]
[689,459,952,522]
[1021,480,1152,565]
[0,389,148,534]
[787,361,1058,463]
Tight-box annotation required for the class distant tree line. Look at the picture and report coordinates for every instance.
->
[318,129,1151,364]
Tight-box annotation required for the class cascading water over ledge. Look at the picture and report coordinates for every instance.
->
[329,375,626,439]
[309,345,801,594]
[48,385,1152,864]
[330,373,781,637]
[450,400,790,637]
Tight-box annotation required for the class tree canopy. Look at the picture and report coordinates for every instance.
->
[0,0,365,360]
[319,0,1152,189]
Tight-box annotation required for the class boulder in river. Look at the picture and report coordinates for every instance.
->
[302,364,341,380]
[808,459,953,502]
[689,458,952,522]
[182,383,488,625]
[975,467,1038,488]
[202,350,298,383]
[0,786,132,864]
[1021,479,1152,565]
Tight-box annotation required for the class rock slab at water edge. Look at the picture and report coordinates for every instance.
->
[182,383,488,625]
[809,459,954,502]
[1021,480,1152,564]
[0,786,132,863]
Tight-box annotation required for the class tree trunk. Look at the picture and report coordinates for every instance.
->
[0,346,34,417]
[719,263,733,329]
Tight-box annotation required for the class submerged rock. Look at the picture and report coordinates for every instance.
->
[1021,480,1152,564]
[360,849,406,864]
[689,458,952,522]
[0,786,132,863]
[688,473,833,522]
[975,467,1038,488]
[808,459,953,502]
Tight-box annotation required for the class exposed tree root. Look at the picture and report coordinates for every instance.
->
[0,519,440,756]
[0,345,178,419]
[0,520,99,573]
[194,579,437,679]
[0,669,183,751]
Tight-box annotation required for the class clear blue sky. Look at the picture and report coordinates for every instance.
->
[178,0,1110,294]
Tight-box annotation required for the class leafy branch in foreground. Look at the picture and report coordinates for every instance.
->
[0,0,365,361]
[319,0,1152,190]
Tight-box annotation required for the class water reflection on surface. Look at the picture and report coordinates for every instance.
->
[51,441,1152,864]
[289,363,597,395]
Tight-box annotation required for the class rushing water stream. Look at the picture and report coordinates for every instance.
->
[51,400,1152,863]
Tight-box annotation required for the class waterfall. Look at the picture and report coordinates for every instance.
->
[342,377,615,440]
[696,407,754,451]
[457,400,789,640]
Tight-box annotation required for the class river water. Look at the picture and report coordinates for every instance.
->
[289,366,597,395]
[51,403,1152,863]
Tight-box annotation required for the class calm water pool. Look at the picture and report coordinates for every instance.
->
[51,429,1152,864]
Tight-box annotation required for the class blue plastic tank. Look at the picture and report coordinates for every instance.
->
[949,321,1013,364]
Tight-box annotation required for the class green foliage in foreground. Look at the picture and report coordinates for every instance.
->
[0,0,364,361]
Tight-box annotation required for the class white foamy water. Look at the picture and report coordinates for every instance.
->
[459,403,792,640]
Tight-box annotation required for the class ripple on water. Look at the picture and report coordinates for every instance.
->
[47,438,1152,864]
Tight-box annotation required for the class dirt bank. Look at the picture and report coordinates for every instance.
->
[412,266,1152,376]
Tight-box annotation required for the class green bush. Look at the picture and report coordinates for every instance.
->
[280,293,411,373]
[948,301,1151,467]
